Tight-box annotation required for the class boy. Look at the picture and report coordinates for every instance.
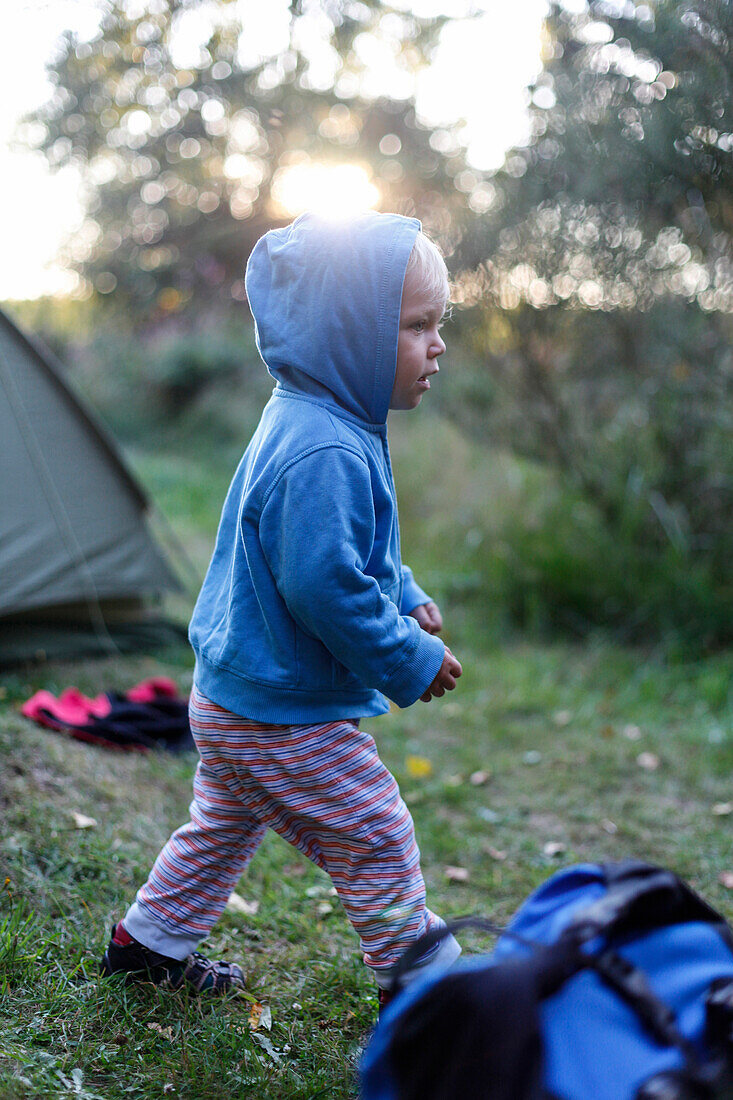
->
[101,212,463,1007]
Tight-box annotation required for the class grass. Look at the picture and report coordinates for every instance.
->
[1,414,732,1098]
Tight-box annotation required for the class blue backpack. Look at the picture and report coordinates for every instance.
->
[361,862,733,1100]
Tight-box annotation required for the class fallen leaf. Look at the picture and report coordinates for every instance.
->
[602,819,618,835]
[712,802,733,817]
[636,752,660,771]
[226,892,259,916]
[718,872,733,890]
[543,842,566,858]
[476,807,501,824]
[623,724,642,741]
[252,1032,282,1063]
[523,750,542,766]
[248,1002,272,1031]
[445,865,470,882]
[553,710,572,727]
[163,1086,175,1094]
[469,770,491,786]
[147,1023,173,1040]
[406,755,433,779]
[445,774,463,787]
[71,812,97,830]
[486,846,507,861]
[316,902,334,916]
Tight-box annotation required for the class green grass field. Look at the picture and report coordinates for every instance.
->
[2,418,732,1099]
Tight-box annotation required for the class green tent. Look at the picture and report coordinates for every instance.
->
[0,307,184,665]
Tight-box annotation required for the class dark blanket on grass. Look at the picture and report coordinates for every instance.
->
[21,676,194,753]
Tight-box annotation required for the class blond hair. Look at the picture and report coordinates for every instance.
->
[404,231,449,308]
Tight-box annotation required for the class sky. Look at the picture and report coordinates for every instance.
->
[0,0,568,300]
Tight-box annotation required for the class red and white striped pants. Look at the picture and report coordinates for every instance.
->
[128,686,442,975]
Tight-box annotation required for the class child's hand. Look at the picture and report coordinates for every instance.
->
[409,601,443,635]
[420,647,462,702]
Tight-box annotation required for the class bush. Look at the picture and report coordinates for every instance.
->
[436,302,733,651]
[72,316,271,445]
[486,486,732,653]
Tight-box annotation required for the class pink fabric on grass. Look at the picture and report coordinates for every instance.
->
[22,687,111,728]
[126,677,178,703]
[21,677,180,729]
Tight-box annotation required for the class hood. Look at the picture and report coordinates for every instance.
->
[245,211,421,425]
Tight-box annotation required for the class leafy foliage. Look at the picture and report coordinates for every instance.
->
[441,299,733,646]
[72,316,269,441]
[25,0,466,320]
[19,0,733,645]
[444,0,733,646]
[456,0,733,310]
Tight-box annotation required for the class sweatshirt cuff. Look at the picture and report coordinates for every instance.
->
[400,566,431,615]
[384,625,445,709]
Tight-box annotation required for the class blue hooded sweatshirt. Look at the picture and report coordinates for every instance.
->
[189,212,446,722]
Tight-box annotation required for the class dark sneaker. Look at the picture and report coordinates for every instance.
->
[100,923,245,994]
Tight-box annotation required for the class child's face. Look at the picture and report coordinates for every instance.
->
[390,278,447,411]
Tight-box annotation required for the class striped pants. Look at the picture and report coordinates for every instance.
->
[123,686,447,980]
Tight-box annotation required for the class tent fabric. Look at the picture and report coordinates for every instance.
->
[0,308,180,650]
[0,616,189,667]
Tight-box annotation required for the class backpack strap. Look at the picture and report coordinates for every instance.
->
[567,861,726,945]
[392,917,508,989]
[392,916,589,1010]
[376,865,733,1100]
[394,863,726,989]
[385,941,584,1100]
[591,948,701,1067]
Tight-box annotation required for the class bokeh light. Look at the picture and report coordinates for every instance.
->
[270,162,380,219]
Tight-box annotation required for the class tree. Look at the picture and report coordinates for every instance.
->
[456,0,732,310]
[26,0,467,320]
[448,0,733,646]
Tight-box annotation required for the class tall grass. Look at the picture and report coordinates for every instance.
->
[66,314,733,654]
[1,398,731,1097]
